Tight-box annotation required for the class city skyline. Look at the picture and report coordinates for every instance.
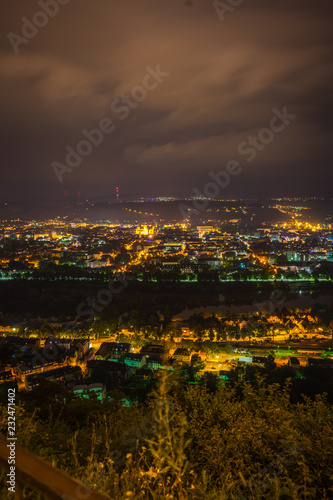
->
[1,3,333,499]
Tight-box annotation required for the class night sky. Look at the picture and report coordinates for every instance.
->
[1,0,332,201]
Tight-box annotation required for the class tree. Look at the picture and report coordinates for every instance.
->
[185,354,206,382]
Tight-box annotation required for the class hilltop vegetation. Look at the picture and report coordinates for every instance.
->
[1,372,333,499]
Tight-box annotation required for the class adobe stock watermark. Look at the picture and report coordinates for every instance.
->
[7,0,71,54]
[241,439,305,499]
[237,106,296,162]
[31,336,61,368]
[52,65,170,183]
[179,106,296,219]
[213,0,244,22]
[100,385,171,469]
[61,484,99,500]
[75,275,128,324]
[242,283,302,340]
[178,159,242,219]
[28,276,128,366]
[7,388,16,495]
[108,415,156,468]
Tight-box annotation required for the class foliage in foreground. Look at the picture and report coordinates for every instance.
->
[1,373,333,499]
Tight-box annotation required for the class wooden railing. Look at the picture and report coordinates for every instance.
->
[0,435,110,500]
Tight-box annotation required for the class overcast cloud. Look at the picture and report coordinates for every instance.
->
[0,0,332,200]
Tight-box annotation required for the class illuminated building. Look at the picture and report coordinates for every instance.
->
[197,226,215,237]
[136,225,155,237]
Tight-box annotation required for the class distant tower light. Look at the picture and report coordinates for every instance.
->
[116,186,119,203]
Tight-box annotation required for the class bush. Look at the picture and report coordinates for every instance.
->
[1,373,333,499]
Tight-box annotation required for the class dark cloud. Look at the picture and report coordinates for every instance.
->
[0,0,332,200]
